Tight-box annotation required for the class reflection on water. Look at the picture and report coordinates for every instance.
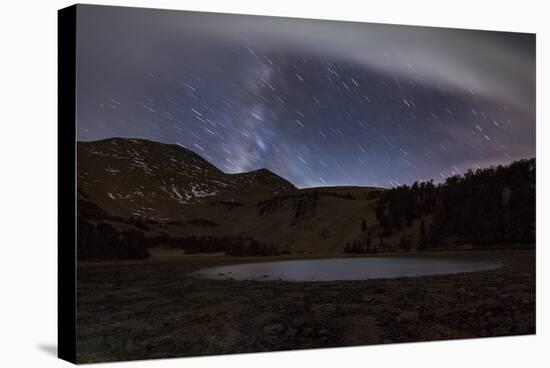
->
[193,257,503,282]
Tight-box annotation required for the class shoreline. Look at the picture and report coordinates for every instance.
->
[77,249,535,363]
[77,247,534,267]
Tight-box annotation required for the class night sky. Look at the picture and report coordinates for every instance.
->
[76,5,535,188]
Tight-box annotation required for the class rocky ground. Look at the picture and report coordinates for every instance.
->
[76,250,535,363]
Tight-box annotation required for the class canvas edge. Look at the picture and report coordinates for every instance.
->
[58,4,77,364]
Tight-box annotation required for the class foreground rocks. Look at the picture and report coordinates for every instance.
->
[76,250,535,363]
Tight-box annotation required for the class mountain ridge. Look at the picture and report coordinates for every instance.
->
[77,137,384,256]
[77,137,297,220]
[76,137,534,259]
[78,137,295,185]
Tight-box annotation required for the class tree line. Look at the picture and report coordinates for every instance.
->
[77,217,283,260]
[152,232,283,256]
[369,158,535,251]
[77,219,151,261]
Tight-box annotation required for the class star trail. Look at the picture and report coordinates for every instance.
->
[76,5,535,188]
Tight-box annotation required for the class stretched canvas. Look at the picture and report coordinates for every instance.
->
[58,4,536,364]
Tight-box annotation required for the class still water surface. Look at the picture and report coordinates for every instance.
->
[194,257,502,282]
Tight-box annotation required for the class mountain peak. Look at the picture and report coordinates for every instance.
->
[77,138,296,219]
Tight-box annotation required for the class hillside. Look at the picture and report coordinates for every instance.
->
[372,158,535,251]
[77,138,382,259]
[76,138,535,260]
[78,138,296,220]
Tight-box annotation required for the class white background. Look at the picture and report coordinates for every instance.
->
[0,0,547,366]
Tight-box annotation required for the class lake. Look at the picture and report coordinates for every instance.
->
[193,256,503,282]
